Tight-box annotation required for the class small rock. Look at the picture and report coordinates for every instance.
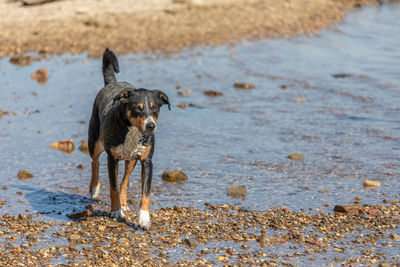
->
[288,153,305,160]
[363,180,381,188]
[67,210,92,220]
[333,205,365,215]
[227,185,247,198]
[31,68,49,84]
[259,234,287,248]
[162,170,188,182]
[389,233,400,241]
[204,90,223,97]
[78,140,89,154]
[332,73,352,79]
[0,109,3,118]
[234,82,255,89]
[10,55,32,66]
[26,234,38,242]
[296,98,307,102]
[1,186,7,190]
[177,89,191,96]
[183,238,199,248]
[49,140,75,153]
[76,164,84,170]
[107,222,120,228]
[177,103,187,109]
[217,256,228,262]
[68,234,81,241]
[18,170,34,180]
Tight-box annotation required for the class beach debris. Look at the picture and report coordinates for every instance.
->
[22,0,59,6]
[162,170,188,182]
[332,73,352,79]
[183,238,199,248]
[333,205,366,215]
[226,185,247,198]
[178,89,191,96]
[67,210,92,221]
[177,103,187,109]
[288,153,305,160]
[49,139,75,153]
[204,90,223,97]
[18,170,34,180]
[234,82,255,89]
[363,179,381,188]
[78,140,89,154]
[9,55,32,66]
[31,68,49,84]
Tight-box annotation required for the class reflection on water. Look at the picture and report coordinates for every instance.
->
[0,2,399,262]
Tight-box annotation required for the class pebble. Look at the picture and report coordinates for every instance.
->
[162,170,188,182]
[234,83,255,89]
[177,103,187,109]
[78,140,89,154]
[49,140,75,153]
[183,238,199,248]
[18,170,34,180]
[363,179,381,188]
[288,153,305,160]
[30,68,49,84]
[204,90,223,97]
[226,185,247,198]
[68,234,81,242]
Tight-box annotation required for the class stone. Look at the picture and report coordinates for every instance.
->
[204,90,222,97]
[49,140,75,153]
[162,170,188,182]
[363,180,381,188]
[183,238,199,248]
[234,83,255,89]
[30,68,49,84]
[288,153,305,160]
[227,185,247,198]
[333,205,365,215]
[258,234,287,248]
[68,234,81,241]
[78,140,89,154]
[18,170,34,180]
[26,234,38,242]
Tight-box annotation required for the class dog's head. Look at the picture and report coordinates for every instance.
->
[114,88,170,135]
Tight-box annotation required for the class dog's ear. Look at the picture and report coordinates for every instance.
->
[154,90,171,110]
[114,89,132,104]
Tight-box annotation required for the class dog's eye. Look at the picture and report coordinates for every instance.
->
[135,104,144,112]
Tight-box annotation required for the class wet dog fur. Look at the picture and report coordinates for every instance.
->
[88,48,170,229]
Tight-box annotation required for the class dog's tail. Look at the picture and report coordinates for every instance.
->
[102,48,120,86]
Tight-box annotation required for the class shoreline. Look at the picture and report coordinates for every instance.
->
[0,0,379,59]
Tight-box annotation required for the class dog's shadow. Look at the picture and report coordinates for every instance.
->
[11,184,140,230]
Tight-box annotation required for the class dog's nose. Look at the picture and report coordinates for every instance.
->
[145,122,156,131]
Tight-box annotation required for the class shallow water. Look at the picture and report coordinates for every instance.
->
[1,2,399,264]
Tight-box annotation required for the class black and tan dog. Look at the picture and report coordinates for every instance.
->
[88,48,170,229]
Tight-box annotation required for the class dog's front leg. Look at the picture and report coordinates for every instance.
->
[107,155,124,218]
[138,159,152,229]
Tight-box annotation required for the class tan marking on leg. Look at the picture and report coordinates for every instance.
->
[120,160,136,209]
[89,140,103,198]
[140,194,150,212]
[139,145,152,161]
[110,186,121,212]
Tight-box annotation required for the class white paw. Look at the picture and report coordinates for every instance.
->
[121,205,130,212]
[110,209,125,219]
[138,209,151,229]
[90,184,100,200]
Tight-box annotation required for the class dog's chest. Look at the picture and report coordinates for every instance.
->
[114,127,147,160]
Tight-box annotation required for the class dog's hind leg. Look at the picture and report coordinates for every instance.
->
[89,140,103,200]
[120,160,137,212]
[138,159,153,229]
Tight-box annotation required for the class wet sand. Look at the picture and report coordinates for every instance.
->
[0,0,378,58]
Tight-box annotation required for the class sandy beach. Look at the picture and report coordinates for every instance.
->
[0,0,378,58]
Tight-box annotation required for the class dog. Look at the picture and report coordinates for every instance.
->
[88,48,170,229]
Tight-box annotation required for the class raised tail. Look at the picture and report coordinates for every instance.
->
[102,48,120,85]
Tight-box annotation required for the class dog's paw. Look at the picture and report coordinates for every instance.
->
[110,209,125,219]
[90,184,100,200]
[138,209,151,230]
[121,205,130,213]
